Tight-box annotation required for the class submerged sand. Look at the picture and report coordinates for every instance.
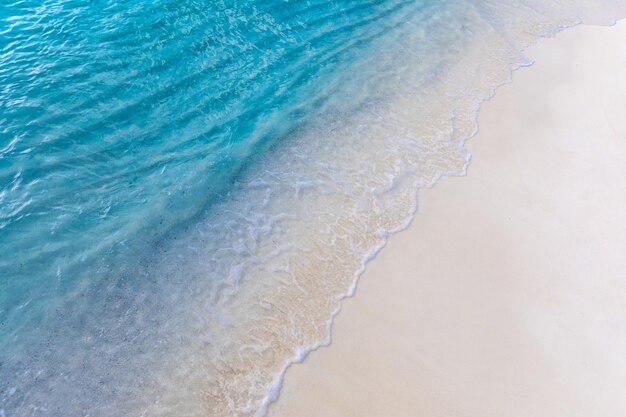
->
[268,20,626,417]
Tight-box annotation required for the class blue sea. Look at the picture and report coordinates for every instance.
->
[1,1,624,416]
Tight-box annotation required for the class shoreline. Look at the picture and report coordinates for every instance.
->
[266,20,626,417]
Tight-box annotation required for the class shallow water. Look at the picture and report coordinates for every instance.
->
[1,1,624,416]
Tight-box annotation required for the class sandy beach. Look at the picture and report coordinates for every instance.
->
[268,20,626,417]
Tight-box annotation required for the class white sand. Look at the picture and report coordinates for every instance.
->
[268,21,626,417]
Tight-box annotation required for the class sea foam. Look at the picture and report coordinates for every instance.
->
[0,0,625,416]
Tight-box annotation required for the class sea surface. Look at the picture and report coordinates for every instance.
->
[1,1,624,416]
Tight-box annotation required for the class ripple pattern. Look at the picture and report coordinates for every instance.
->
[0,0,624,416]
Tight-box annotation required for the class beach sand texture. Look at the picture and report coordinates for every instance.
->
[268,21,626,417]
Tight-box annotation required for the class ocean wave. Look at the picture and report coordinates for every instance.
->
[0,1,624,416]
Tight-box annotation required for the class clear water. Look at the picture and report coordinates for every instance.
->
[0,1,624,416]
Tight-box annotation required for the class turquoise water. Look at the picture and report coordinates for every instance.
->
[1,1,624,416]
[1,0,410,327]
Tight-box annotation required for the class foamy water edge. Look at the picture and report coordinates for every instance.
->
[254,17,626,417]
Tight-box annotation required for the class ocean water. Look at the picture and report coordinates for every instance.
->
[1,0,624,416]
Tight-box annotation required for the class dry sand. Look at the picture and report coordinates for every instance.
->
[267,21,626,417]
